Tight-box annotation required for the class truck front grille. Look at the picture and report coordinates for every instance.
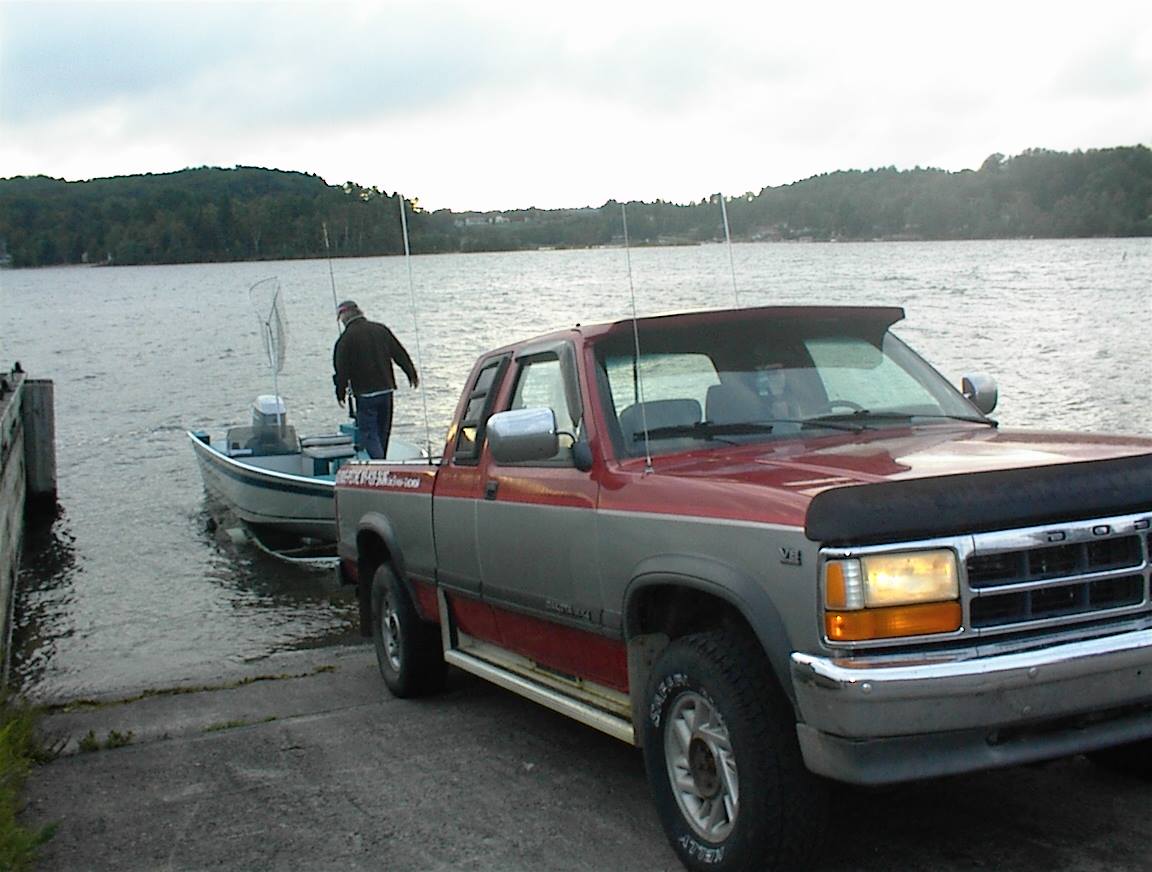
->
[964,517,1151,636]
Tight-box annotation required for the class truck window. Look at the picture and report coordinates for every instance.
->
[593,316,979,457]
[603,353,719,416]
[507,355,577,462]
[599,352,720,455]
[454,355,509,464]
[805,336,945,414]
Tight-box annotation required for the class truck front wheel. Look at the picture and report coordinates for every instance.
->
[641,631,826,872]
[371,564,445,698]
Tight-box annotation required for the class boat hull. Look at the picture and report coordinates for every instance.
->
[189,432,337,540]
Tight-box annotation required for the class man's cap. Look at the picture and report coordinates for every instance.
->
[336,300,360,316]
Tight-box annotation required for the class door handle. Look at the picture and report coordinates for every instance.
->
[484,479,499,500]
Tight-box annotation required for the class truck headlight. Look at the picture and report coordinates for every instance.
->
[823,549,961,641]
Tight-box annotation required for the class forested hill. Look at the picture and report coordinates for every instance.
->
[1,145,1149,268]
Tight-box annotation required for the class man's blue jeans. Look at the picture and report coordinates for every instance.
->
[355,391,394,459]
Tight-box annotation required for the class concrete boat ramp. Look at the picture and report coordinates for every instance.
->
[21,643,1152,871]
[22,644,673,872]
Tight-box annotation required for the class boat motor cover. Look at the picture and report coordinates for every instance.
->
[805,453,1152,546]
[252,395,288,428]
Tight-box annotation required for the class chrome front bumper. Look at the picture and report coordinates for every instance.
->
[790,629,1152,784]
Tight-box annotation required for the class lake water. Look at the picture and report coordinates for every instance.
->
[2,238,1150,701]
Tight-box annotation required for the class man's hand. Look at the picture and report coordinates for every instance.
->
[336,390,345,407]
[409,374,420,390]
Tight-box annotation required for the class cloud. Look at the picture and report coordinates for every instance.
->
[1,0,1150,211]
[1053,40,1151,99]
[0,2,257,122]
[2,1,805,130]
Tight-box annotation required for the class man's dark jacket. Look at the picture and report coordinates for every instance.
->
[332,317,417,399]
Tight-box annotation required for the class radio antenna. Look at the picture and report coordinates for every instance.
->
[622,203,653,474]
[718,193,740,307]
[397,194,434,461]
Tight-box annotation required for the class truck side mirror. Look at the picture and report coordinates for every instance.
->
[487,408,560,464]
[962,373,998,415]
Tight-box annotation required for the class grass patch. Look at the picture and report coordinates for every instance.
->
[1,695,60,871]
[203,715,277,734]
[77,729,135,753]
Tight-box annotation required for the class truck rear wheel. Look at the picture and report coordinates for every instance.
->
[641,631,826,872]
[371,564,445,698]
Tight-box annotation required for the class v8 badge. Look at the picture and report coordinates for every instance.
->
[779,546,803,566]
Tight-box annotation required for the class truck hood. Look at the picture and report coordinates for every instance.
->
[656,425,1152,492]
[635,425,1152,534]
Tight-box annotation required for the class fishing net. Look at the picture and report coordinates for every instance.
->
[249,277,287,375]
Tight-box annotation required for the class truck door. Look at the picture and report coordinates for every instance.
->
[474,343,605,653]
[432,353,510,600]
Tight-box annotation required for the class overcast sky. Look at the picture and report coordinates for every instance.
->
[2,0,1150,212]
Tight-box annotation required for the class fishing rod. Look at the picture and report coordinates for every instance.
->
[323,221,356,417]
[622,203,654,474]
[321,221,341,319]
[397,194,434,461]
[718,193,740,307]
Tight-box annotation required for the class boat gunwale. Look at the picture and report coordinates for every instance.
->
[187,430,338,491]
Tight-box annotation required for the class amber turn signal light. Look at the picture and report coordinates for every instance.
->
[825,601,962,642]
[824,560,847,608]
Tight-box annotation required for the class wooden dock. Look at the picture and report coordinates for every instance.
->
[0,368,56,684]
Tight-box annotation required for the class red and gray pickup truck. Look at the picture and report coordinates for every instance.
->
[335,305,1152,872]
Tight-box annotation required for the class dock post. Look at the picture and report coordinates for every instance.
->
[0,372,56,685]
[1,371,28,685]
[23,379,57,517]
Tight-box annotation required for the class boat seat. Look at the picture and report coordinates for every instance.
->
[302,441,356,475]
[300,433,354,448]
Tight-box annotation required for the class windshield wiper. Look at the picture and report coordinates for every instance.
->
[635,421,778,443]
[636,411,996,444]
[807,410,998,428]
[908,413,998,427]
[636,418,875,441]
[792,418,866,433]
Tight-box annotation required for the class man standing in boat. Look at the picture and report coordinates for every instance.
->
[332,300,419,459]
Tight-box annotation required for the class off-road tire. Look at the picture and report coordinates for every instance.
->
[370,563,445,697]
[642,631,827,872]
[1087,739,1152,779]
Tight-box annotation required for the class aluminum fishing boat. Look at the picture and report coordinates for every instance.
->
[189,395,422,544]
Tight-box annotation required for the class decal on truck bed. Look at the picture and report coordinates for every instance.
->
[336,467,431,491]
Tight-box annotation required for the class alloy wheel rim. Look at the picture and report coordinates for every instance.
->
[380,590,402,672]
[664,690,739,842]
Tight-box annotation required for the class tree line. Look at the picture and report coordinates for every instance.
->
[1,146,1149,268]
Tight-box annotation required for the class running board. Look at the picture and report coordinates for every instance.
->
[443,648,635,745]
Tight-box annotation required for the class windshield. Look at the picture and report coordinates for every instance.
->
[594,314,986,458]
